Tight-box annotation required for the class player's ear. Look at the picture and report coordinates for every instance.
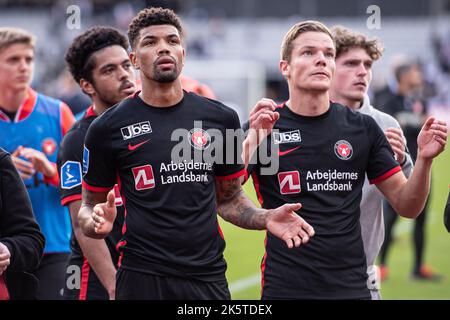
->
[80,79,95,96]
[130,51,139,70]
[181,47,186,67]
[280,60,290,78]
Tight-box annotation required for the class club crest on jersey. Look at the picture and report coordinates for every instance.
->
[121,121,152,140]
[188,128,211,150]
[82,146,89,175]
[278,171,301,194]
[41,138,57,156]
[273,130,301,144]
[61,161,82,189]
[334,140,353,160]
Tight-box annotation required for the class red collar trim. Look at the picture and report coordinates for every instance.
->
[83,105,97,118]
[16,88,37,122]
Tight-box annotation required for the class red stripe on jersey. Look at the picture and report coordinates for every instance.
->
[132,90,140,99]
[83,106,96,119]
[79,257,90,300]
[215,168,246,181]
[61,194,82,206]
[276,102,285,109]
[115,173,127,268]
[82,181,113,192]
[251,172,264,207]
[116,240,127,268]
[0,275,9,300]
[260,232,268,299]
[369,166,402,185]
[15,88,37,122]
[217,221,225,240]
[241,171,249,184]
[60,102,75,136]
[116,174,127,237]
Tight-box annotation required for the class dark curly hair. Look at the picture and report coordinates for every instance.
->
[65,26,129,84]
[128,7,183,50]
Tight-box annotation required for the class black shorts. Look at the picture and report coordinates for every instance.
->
[116,268,231,300]
[34,253,70,300]
[63,255,109,300]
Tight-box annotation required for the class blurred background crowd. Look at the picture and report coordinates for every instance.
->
[0,0,449,121]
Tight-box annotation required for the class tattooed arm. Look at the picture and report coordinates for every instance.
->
[215,178,315,248]
[78,188,116,239]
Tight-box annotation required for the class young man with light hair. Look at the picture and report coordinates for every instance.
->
[243,20,447,299]
[329,26,413,299]
[0,27,75,299]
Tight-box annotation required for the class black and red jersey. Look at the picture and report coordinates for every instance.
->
[57,106,125,299]
[246,103,400,299]
[82,91,245,282]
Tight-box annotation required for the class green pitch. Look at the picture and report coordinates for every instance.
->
[221,147,450,299]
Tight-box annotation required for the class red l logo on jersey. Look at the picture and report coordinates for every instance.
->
[113,184,123,206]
[132,165,155,190]
[278,171,301,194]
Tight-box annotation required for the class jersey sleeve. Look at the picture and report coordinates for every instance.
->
[365,116,402,184]
[240,119,259,184]
[60,102,76,136]
[57,128,84,206]
[82,118,116,192]
[214,107,246,181]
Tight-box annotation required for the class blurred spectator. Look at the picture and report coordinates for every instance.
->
[376,59,443,282]
[0,148,45,300]
[0,27,74,299]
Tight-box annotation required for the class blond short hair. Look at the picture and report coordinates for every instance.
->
[331,26,383,61]
[280,20,334,62]
[0,27,35,53]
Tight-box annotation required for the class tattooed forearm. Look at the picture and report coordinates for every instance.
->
[216,178,269,230]
[217,177,242,200]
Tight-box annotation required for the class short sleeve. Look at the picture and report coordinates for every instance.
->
[214,107,246,181]
[57,128,84,205]
[82,118,116,192]
[60,102,75,136]
[240,120,259,183]
[365,116,402,184]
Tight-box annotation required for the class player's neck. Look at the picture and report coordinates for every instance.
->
[332,95,361,110]
[287,88,330,116]
[0,87,28,112]
[140,78,183,107]
[91,99,108,116]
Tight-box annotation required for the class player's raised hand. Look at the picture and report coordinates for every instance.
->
[249,98,280,139]
[417,117,447,160]
[92,190,117,236]
[385,128,406,164]
[266,203,315,249]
